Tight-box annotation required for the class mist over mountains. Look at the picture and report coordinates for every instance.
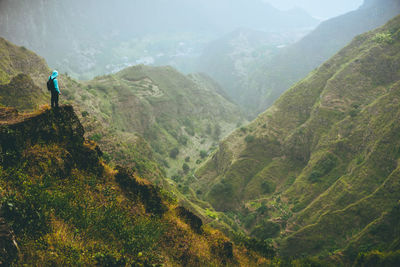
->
[0,0,318,80]
[2,0,400,266]
[263,0,363,19]
[196,0,400,117]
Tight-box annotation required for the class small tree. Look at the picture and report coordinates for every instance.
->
[213,124,221,140]
[169,147,179,159]
[182,163,190,174]
[245,135,255,143]
[200,150,208,159]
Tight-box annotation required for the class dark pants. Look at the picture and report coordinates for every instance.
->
[51,90,59,108]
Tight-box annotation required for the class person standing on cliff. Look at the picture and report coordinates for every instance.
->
[47,70,62,108]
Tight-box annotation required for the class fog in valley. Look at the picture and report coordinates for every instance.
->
[0,0,361,80]
[2,1,400,265]
[263,0,364,19]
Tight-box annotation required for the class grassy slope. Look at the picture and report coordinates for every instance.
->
[0,37,49,111]
[0,37,49,86]
[196,28,296,114]
[0,34,245,193]
[0,106,265,266]
[62,65,245,180]
[0,37,256,260]
[194,15,400,261]
[248,0,400,116]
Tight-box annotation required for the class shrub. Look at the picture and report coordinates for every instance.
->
[245,135,255,143]
[232,232,275,258]
[213,124,221,140]
[208,181,234,204]
[182,163,190,174]
[178,135,188,146]
[172,174,182,182]
[185,127,195,136]
[89,133,103,142]
[251,220,280,240]
[349,108,359,118]
[243,213,257,229]
[308,153,338,183]
[309,169,324,183]
[261,180,275,194]
[373,32,394,44]
[200,150,208,159]
[169,147,179,159]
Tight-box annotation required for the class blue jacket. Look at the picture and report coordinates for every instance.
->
[49,70,60,94]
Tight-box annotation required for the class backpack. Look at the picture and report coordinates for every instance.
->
[47,77,55,91]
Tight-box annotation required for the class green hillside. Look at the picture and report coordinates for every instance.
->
[0,35,245,184]
[194,15,400,263]
[197,0,400,117]
[0,37,255,260]
[196,28,300,114]
[0,105,265,266]
[251,0,400,115]
[0,37,48,86]
[61,65,245,179]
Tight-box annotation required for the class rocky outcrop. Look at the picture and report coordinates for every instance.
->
[175,206,203,234]
[0,105,103,174]
[115,166,167,215]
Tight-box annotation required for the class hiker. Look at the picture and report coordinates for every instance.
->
[47,70,62,108]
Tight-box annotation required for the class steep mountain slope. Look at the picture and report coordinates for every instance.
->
[62,65,245,178]
[0,38,251,247]
[196,28,308,113]
[0,38,254,252]
[0,105,265,266]
[0,37,48,89]
[251,0,400,115]
[0,37,165,185]
[0,37,50,112]
[197,0,400,117]
[0,0,318,79]
[0,36,245,182]
[194,15,400,262]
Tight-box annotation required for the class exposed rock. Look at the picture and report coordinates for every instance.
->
[0,105,103,175]
[115,166,167,215]
[175,206,203,234]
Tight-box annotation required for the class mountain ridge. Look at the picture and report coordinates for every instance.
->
[193,14,400,263]
[197,0,400,117]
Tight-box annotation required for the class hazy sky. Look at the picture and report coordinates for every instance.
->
[263,0,364,19]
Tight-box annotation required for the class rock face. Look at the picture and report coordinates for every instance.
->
[175,206,203,234]
[0,217,18,265]
[115,166,167,215]
[0,105,103,175]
